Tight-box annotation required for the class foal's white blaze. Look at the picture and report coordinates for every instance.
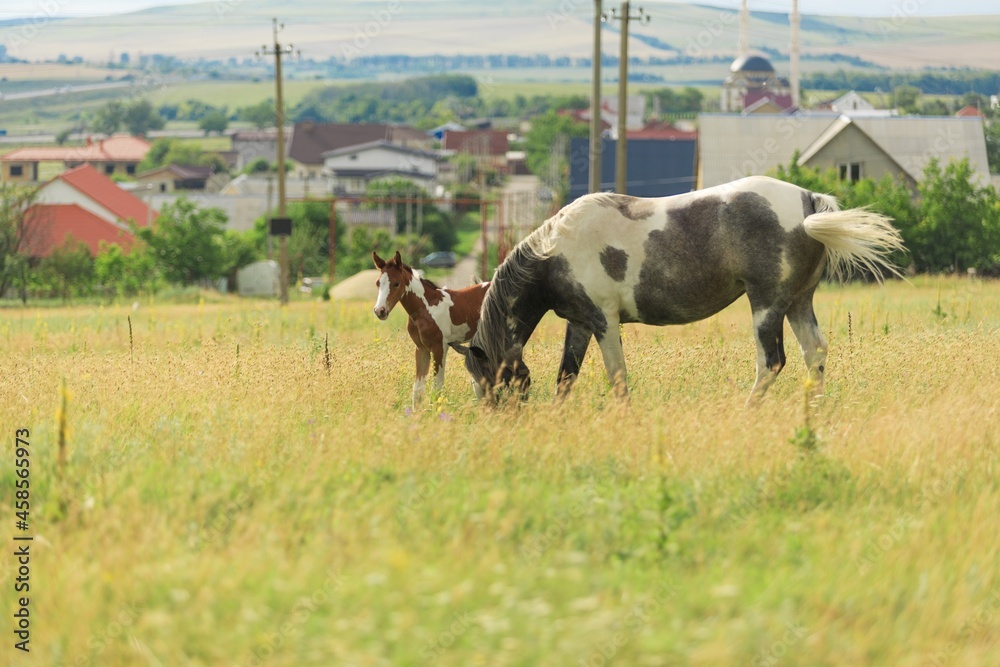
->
[374,273,392,318]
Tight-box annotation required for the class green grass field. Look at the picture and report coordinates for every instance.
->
[1,277,999,665]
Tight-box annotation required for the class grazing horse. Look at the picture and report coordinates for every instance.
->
[454,176,904,404]
[372,251,490,405]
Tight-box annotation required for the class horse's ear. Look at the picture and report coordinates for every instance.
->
[372,252,386,269]
[469,345,488,361]
[448,342,468,357]
[393,250,402,265]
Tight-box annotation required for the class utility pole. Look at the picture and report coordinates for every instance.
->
[257,18,298,305]
[589,0,602,193]
[604,2,650,194]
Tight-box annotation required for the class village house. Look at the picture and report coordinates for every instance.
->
[697,113,991,190]
[288,121,431,179]
[321,140,438,196]
[1,134,151,183]
[24,163,157,257]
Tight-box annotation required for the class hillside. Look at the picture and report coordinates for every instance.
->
[2,0,999,70]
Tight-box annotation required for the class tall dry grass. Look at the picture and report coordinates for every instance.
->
[1,277,998,666]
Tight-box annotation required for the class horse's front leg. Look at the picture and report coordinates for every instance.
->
[556,322,593,399]
[595,316,628,401]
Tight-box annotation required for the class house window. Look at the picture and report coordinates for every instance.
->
[10,165,23,177]
[160,183,167,192]
[126,164,136,175]
[839,162,862,182]
[105,164,115,175]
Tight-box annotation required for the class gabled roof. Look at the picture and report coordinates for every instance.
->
[289,122,428,165]
[796,115,911,178]
[956,104,984,118]
[320,140,439,161]
[1,134,150,163]
[51,164,155,225]
[442,130,508,156]
[23,203,136,257]
[697,113,991,188]
[742,97,788,115]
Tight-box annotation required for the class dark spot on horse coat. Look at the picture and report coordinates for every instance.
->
[599,246,628,282]
[594,193,655,221]
[541,255,608,340]
[631,191,824,324]
[801,190,814,218]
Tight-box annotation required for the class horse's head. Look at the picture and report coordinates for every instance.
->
[372,251,412,320]
[451,341,531,404]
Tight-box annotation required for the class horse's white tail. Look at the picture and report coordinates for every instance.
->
[803,199,905,283]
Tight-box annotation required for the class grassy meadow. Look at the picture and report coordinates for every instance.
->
[1,277,999,665]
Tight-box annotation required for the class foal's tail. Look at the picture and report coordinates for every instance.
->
[803,194,906,283]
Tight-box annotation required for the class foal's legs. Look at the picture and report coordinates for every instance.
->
[595,315,629,400]
[413,346,431,406]
[556,323,593,398]
[431,345,447,394]
[746,293,788,404]
[786,290,828,398]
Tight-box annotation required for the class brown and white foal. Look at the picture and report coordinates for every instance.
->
[372,251,489,405]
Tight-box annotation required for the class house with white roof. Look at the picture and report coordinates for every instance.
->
[321,140,438,195]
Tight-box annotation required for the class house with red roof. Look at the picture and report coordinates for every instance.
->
[23,164,157,257]
[1,134,151,183]
[956,104,985,118]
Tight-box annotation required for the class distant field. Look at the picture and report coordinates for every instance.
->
[147,79,337,110]
[1,276,998,664]
[0,63,131,81]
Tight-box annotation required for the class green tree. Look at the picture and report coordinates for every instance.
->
[985,121,1000,174]
[237,99,276,128]
[198,110,229,136]
[647,87,704,114]
[914,158,1000,272]
[892,85,921,114]
[138,138,228,173]
[0,184,40,301]
[38,235,94,301]
[123,99,166,136]
[94,240,160,298]
[364,178,457,250]
[524,110,589,200]
[93,100,126,135]
[136,198,229,285]
[220,231,261,291]
[242,157,274,175]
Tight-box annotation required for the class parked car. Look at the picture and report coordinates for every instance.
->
[421,251,457,268]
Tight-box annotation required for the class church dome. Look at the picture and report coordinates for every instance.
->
[730,55,775,73]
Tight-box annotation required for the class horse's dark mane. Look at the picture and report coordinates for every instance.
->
[471,221,557,364]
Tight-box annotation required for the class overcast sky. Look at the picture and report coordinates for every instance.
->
[1,0,998,20]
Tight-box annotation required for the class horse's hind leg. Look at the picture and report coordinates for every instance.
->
[746,303,787,405]
[413,346,431,406]
[432,344,447,394]
[595,315,629,400]
[787,291,828,398]
[556,323,592,398]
